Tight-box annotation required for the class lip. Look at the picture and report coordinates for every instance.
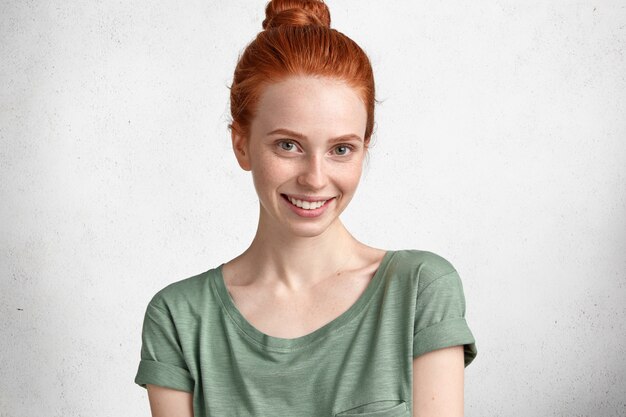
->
[281,193,335,202]
[281,194,334,218]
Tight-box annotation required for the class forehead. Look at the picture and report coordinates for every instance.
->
[251,76,367,138]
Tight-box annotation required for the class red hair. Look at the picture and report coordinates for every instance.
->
[229,0,376,143]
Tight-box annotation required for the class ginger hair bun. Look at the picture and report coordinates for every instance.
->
[262,0,331,30]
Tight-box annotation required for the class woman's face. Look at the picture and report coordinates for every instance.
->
[232,75,368,238]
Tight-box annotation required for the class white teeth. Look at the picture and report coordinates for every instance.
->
[287,196,328,210]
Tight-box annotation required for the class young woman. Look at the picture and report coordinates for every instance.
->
[135,1,478,416]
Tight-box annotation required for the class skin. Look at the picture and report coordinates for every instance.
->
[413,345,465,417]
[230,75,376,289]
[146,75,466,417]
[146,384,192,417]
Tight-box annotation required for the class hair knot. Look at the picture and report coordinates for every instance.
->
[262,0,331,30]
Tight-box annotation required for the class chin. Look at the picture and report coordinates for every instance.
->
[287,223,331,238]
[289,215,345,238]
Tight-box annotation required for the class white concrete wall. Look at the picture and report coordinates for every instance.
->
[1,1,625,416]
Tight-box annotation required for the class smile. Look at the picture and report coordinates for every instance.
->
[283,194,330,210]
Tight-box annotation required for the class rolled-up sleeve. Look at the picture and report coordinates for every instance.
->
[134,302,194,392]
[413,270,478,367]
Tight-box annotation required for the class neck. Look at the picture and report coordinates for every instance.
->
[235,210,362,292]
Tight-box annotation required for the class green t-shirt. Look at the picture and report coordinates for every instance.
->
[135,249,477,416]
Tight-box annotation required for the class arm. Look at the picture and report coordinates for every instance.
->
[147,384,194,417]
[412,345,465,417]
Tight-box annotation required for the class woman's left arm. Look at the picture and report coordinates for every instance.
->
[413,345,465,417]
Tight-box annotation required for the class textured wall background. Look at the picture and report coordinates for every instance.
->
[1,1,625,416]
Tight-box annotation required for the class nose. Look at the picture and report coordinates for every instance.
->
[297,154,328,190]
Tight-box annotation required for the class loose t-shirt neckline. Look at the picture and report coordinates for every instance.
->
[212,250,396,351]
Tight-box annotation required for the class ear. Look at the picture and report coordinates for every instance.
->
[231,125,251,171]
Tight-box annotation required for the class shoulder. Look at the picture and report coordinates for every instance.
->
[391,249,459,292]
[146,267,217,313]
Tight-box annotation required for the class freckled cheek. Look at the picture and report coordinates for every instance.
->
[343,165,362,192]
[341,162,363,183]
[250,156,292,190]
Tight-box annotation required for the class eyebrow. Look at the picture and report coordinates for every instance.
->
[267,128,363,143]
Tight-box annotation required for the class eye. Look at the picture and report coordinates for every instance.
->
[334,144,354,156]
[277,140,298,152]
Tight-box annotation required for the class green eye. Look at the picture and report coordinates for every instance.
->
[277,140,353,156]
[335,145,352,156]
[279,141,296,151]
